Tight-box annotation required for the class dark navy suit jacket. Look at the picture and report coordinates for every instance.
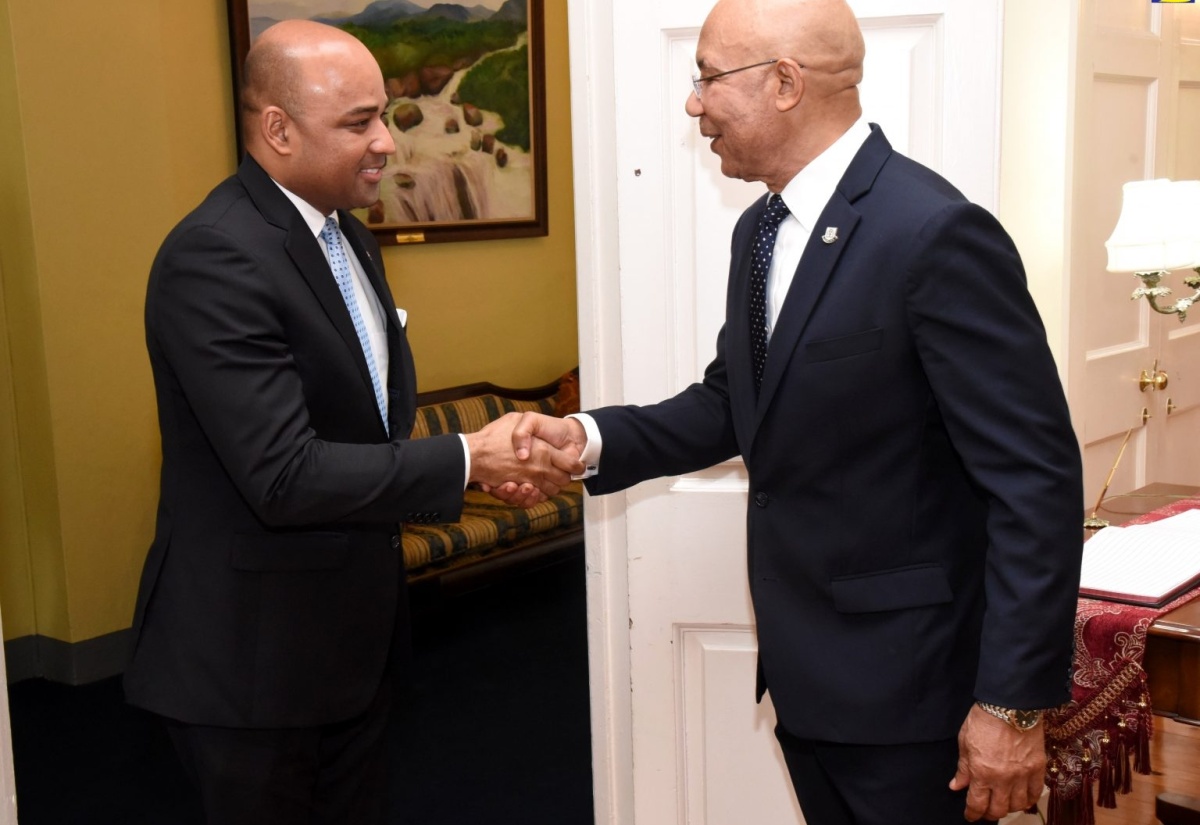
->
[125,155,466,728]
[586,126,1083,744]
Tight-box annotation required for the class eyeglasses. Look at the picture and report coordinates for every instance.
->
[691,59,779,99]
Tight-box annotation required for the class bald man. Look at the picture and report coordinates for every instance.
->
[124,20,577,825]
[508,0,1083,822]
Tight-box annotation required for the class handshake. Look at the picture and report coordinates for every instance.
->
[465,412,589,508]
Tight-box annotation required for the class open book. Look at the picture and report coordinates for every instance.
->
[1080,509,1200,607]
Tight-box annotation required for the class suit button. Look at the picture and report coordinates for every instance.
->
[391,535,400,549]
[754,492,769,508]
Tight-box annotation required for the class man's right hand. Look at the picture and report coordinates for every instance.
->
[485,413,590,506]
[465,412,583,508]
[511,412,588,461]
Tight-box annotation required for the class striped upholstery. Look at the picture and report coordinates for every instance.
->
[404,390,584,579]
[409,394,556,438]
[403,485,583,579]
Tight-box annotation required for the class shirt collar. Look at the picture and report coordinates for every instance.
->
[272,180,337,238]
[777,117,871,232]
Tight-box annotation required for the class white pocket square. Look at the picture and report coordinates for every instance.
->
[396,308,408,328]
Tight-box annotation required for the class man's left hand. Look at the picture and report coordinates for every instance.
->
[949,704,1046,821]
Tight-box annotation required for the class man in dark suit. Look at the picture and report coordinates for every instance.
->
[506,0,1083,821]
[124,20,576,825]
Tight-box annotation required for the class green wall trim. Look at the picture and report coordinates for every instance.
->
[4,630,131,686]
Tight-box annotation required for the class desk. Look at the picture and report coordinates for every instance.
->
[1091,482,1200,725]
[1147,608,1200,723]
[1084,483,1200,825]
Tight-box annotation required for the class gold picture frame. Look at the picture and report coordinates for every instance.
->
[226,0,549,245]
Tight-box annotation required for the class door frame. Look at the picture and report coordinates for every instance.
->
[0,606,17,824]
[567,2,632,823]
[567,2,1032,823]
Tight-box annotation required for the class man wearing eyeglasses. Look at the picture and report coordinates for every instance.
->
[504,0,1083,822]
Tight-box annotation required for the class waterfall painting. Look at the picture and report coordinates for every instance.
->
[227,0,548,244]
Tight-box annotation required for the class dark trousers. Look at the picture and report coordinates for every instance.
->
[774,725,997,825]
[165,678,391,825]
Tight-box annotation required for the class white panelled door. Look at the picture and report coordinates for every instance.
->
[570,2,1003,823]
[1069,0,1200,511]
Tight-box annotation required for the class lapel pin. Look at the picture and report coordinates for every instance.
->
[822,227,839,244]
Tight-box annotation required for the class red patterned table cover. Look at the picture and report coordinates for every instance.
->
[1042,497,1200,824]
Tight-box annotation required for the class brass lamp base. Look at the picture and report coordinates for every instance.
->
[1132,269,1200,322]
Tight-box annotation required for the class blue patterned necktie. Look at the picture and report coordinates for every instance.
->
[750,194,790,391]
[321,217,389,435]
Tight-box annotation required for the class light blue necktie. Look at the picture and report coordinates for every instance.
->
[321,217,389,435]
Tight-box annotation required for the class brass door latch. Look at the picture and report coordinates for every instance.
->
[1139,359,1169,393]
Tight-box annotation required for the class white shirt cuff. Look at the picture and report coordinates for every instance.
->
[567,413,602,479]
[458,433,471,489]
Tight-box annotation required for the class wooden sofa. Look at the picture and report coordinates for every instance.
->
[402,370,584,587]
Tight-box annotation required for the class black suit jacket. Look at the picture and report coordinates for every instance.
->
[585,126,1084,744]
[125,155,465,728]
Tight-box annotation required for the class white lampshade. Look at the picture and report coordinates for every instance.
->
[1105,178,1200,273]
[1170,179,1200,269]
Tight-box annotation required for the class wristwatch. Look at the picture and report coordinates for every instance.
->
[975,701,1043,731]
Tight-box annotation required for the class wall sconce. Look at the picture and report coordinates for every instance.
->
[1105,178,1200,322]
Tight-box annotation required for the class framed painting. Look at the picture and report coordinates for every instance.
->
[226,0,548,245]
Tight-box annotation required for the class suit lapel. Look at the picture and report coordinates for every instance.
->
[237,156,393,436]
[754,199,860,421]
[727,195,769,450]
[285,224,381,414]
[751,126,893,430]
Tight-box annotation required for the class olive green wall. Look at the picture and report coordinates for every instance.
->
[0,0,578,649]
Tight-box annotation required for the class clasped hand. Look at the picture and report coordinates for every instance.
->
[466,412,586,508]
